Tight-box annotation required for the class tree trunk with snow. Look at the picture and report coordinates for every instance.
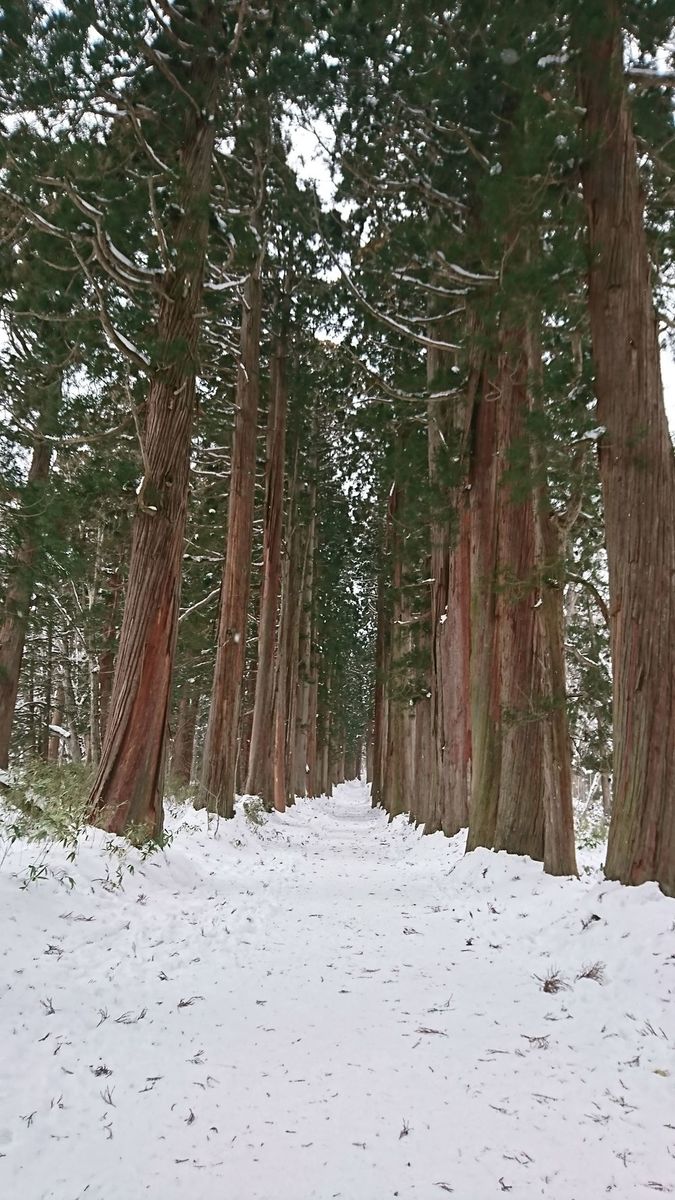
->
[61,639,82,765]
[47,681,65,764]
[574,1,675,894]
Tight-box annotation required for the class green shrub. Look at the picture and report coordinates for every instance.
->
[1,761,93,850]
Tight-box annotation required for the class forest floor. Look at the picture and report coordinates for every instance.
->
[0,780,673,1200]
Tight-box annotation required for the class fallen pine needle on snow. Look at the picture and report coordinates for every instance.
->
[0,780,673,1199]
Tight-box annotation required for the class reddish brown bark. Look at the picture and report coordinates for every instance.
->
[411,682,433,829]
[317,673,332,797]
[467,364,502,850]
[533,505,578,876]
[274,475,308,808]
[305,641,319,798]
[0,432,52,770]
[492,335,544,860]
[430,503,471,835]
[272,667,287,813]
[575,3,675,894]
[200,263,263,818]
[427,361,472,835]
[292,513,316,799]
[271,502,301,813]
[370,565,390,809]
[171,692,199,786]
[97,569,123,745]
[381,487,415,820]
[529,328,578,878]
[246,328,288,801]
[237,660,256,794]
[88,27,220,838]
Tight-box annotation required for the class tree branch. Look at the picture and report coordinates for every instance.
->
[566,573,610,628]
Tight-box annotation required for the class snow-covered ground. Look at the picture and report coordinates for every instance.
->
[0,781,673,1199]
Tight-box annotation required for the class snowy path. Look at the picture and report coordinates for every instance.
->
[1,781,673,1199]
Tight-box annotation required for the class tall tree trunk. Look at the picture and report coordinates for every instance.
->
[411,681,432,829]
[87,657,101,768]
[601,773,612,819]
[40,617,53,761]
[366,722,374,783]
[467,364,502,850]
[283,510,310,807]
[0,431,52,769]
[171,692,199,786]
[382,486,414,819]
[529,327,578,878]
[427,358,472,836]
[574,2,675,894]
[237,660,256,794]
[247,324,289,801]
[61,639,82,764]
[47,681,65,764]
[246,326,288,801]
[271,504,297,813]
[27,645,36,756]
[292,511,316,798]
[305,641,319,798]
[533,504,577,876]
[317,673,332,797]
[98,568,123,745]
[436,502,471,835]
[272,659,287,813]
[88,30,220,838]
[370,564,390,809]
[200,261,263,818]
[492,334,544,860]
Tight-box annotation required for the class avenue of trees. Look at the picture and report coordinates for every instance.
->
[1,0,674,894]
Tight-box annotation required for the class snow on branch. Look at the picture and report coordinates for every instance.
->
[140,43,202,115]
[433,252,497,285]
[322,339,462,404]
[626,67,675,88]
[0,187,73,242]
[71,243,151,372]
[179,586,222,623]
[35,175,164,292]
[325,248,461,353]
[566,573,610,628]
